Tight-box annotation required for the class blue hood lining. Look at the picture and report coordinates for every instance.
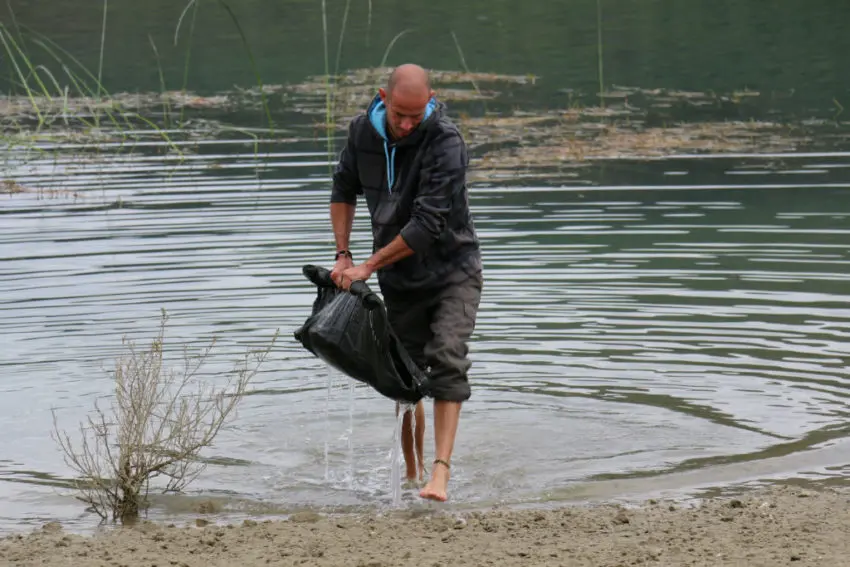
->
[369,95,437,192]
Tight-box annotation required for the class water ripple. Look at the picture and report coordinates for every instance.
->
[1,139,850,531]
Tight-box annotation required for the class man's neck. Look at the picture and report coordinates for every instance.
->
[385,120,399,143]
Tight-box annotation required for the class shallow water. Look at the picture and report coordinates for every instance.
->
[2,123,850,533]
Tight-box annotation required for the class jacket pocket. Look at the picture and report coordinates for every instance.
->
[359,153,386,190]
[373,198,401,226]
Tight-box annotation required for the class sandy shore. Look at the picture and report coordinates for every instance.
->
[2,485,848,567]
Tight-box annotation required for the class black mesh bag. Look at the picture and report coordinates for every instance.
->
[294,264,431,404]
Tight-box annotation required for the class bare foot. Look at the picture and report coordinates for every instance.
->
[404,464,425,482]
[419,461,450,502]
[402,464,426,488]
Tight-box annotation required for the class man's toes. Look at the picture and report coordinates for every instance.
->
[419,486,448,502]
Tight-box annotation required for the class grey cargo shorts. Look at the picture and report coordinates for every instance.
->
[382,272,483,402]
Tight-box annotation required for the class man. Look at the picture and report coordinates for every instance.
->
[328,63,483,502]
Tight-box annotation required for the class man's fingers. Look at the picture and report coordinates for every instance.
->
[330,270,349,289]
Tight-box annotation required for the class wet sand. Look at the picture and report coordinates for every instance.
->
[2,485,848,567]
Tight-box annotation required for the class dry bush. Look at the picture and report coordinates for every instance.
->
[51,309,278,523]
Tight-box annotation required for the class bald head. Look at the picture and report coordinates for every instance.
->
[386,63,431,99]
[378,63,436,140]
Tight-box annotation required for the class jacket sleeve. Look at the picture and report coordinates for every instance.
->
[399,129,468,255]
[330,119,361,205]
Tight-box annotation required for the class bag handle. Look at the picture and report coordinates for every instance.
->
[348,280,382,309]
[302,264,382,310]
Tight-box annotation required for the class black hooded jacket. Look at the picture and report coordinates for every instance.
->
[330,93,482,293]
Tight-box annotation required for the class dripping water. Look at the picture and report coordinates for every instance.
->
[324,368,334,481]
[347,379,354,490]
[390,406,406,506]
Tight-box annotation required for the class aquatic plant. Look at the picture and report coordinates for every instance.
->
[0,0,271,156]
[51,310,279,523]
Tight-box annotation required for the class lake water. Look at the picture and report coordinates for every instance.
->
[1,0,849,533]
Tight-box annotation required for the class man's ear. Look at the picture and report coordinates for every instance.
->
[379,88,388,103]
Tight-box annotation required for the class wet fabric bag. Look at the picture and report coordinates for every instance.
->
[294,264,431,403]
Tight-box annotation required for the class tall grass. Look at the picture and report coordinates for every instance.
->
[206,0,274,132]
[321,0,332,172]
[320,0,354,175]
[97,0,107,101]
[0,0,274,164]
[174,0,200,126]
[148,34,173,130]
[0,8,174,153]
[379,30,412,68]
[317,0,413,174]
[596,0,605,109]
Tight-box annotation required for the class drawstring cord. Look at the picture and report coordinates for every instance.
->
[383,141,396,193]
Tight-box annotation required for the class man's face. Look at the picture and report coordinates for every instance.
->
[379,86,434,140]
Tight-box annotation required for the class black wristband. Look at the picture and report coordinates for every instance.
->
[335,250,353,260]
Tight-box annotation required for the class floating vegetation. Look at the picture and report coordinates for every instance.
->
[2,62,847,188]
[285,67,536,124]
[598,85,761,106]
[2,179,25,194]
[0,68,532,128]
[465,113,810,181]
[2,178,80,199]
[0,91,240,128]
[278,68,827,181]
[289,66,535,96]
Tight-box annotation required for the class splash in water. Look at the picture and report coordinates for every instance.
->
[389,408,406,506]
[347,379,355,490]
[324,368,334,481]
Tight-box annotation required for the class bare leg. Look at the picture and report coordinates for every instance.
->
[420,400,461,502]
[398,400,426,482]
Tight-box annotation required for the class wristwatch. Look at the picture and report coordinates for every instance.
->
[335,250,353,260]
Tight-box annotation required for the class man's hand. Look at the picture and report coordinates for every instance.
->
[330,234,413,290]
[340,262,376,289]
[330,255,354,288]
